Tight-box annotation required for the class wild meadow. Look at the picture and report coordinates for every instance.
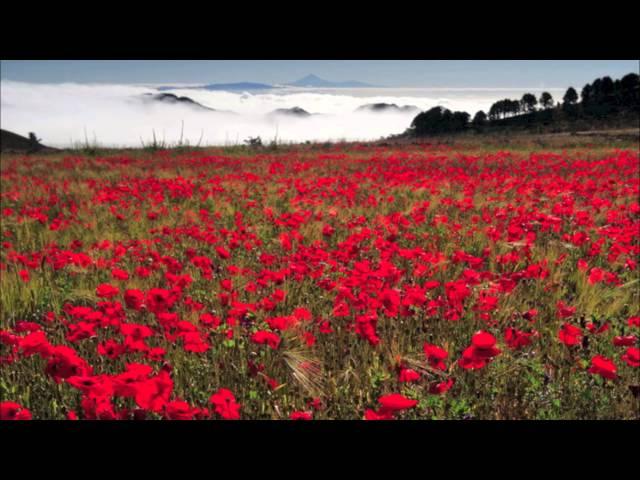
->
[1,139,638,420]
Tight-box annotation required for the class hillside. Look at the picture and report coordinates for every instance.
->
[403,72,639,139]
[0,129,56,153]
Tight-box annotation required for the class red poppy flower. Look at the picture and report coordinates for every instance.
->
[181,331,210,353]
[146,288,174,314]
[558,323,582,346]
[14,321,42,333]
[290,411,313,420]
[134,370,173,413]
[398,368,421,383]
[96,283,119,298]
[586,322,610,335]
[429,378,455,395]
[621,347,640,367]
[504,327,537,350]
[209,388,241,420]
[424,343,448,370]
[45,345,92,383]
[302,332,316,347]
[164,400,196,420]
[588,355,617,380]
[266,315,296,331]
[250,330,281,350]
[471,331,497,349]
[377,393,418,412]
[146,347,166,362]
[293,307,312,322]
[459,331,501,369]
[613,335,636,347]
[364,408,395,420]
[111,268,129,281]
[19,331,52,357]
[556,301,576,319]
[587,267,604,285]
[121,323,154,340]
[523,309,538,322]
[355,313,380,346]
[67,375,113,397]
[97,339,125,359]
[322,224,335,237]
[113,363,153,398]
[307,398,323,411]
[0,401,32,420]
[124,289,144,310]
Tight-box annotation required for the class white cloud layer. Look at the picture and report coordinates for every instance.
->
[0,81,565,147]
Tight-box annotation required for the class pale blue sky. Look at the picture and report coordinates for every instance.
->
[1,60,637,88]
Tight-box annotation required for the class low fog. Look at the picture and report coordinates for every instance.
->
[0,81,560,148]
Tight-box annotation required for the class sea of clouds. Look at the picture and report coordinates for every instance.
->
[0,81,565,148]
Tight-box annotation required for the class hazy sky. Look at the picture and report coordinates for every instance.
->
[1,60,637,88]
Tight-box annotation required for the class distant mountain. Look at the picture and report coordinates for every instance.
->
[355,103,420,113]
[288,74,375,88]
[158,82,276,92]
[200,82,275,91]
[156,76,375,91]
[268,107,312,117]
[143,93,217,111]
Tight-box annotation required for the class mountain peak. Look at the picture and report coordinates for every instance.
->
[299,74,324,82]
[289,74,375,88]
[290,74,333,87]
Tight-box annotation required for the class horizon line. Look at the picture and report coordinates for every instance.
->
[0,78,570,91]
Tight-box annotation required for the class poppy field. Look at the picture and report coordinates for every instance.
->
[1,142,639,420]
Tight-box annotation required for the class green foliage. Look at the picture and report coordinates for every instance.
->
[409,107,470,136]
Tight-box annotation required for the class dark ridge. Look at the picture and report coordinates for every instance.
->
[1,129,57,153]
[356,103,419,113]
[143,93,216,111]
[268,107,312,117]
